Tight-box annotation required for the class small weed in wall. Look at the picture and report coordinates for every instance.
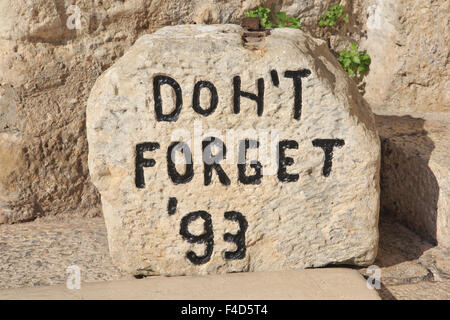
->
[338,43,371,78]
[244,6,301,29]
[318,4,349,28]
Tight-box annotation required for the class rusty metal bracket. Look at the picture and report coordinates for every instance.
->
[241,17,270,50]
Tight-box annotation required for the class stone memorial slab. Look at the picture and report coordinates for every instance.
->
[87,24,380,275]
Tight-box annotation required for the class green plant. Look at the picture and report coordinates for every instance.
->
[244,6,301,29]
[337,43,371,77]
[319,4,349,27]
[275,11,301,28]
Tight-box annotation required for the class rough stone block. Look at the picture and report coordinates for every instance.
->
[87,25,380,275]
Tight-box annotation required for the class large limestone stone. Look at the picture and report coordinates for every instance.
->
[88,24,381,275]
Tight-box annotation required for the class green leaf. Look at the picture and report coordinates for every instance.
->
[352,56,361,64]
[319,4,348,28]
[361,53,370,60]
[357,65,368,72]
[277,12,288,21]
[350,42,357,51]
[245,7,301,29]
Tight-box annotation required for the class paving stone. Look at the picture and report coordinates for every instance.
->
[0,269,380,300]
[0,217,129,289]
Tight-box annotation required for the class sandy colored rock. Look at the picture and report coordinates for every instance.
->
[384,281,450,300]
[0,131,37,222]
[376,115,449,246]
[0,214,7,224]
[87,24,380,275]
[0,0,64,42]
[361,0,449,114]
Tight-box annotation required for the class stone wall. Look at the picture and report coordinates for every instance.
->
[361,0,449,114]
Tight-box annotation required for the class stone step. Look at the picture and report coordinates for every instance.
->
[0,268,380,300]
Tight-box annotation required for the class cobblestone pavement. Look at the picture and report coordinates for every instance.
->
[0,217,130,289]
[0,214,448,299]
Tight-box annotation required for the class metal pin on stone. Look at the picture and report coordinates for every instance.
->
[241,17,270,50]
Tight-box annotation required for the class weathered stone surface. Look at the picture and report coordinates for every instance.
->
[0,0,64,42]
[0,132,32,222]
[87,24,380,275]
[384,281,450,300]
[361,0,449,113]
[376,115,450,246]
[0,217,129,288]
[0,269,381,300]
[278,0,337,29]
